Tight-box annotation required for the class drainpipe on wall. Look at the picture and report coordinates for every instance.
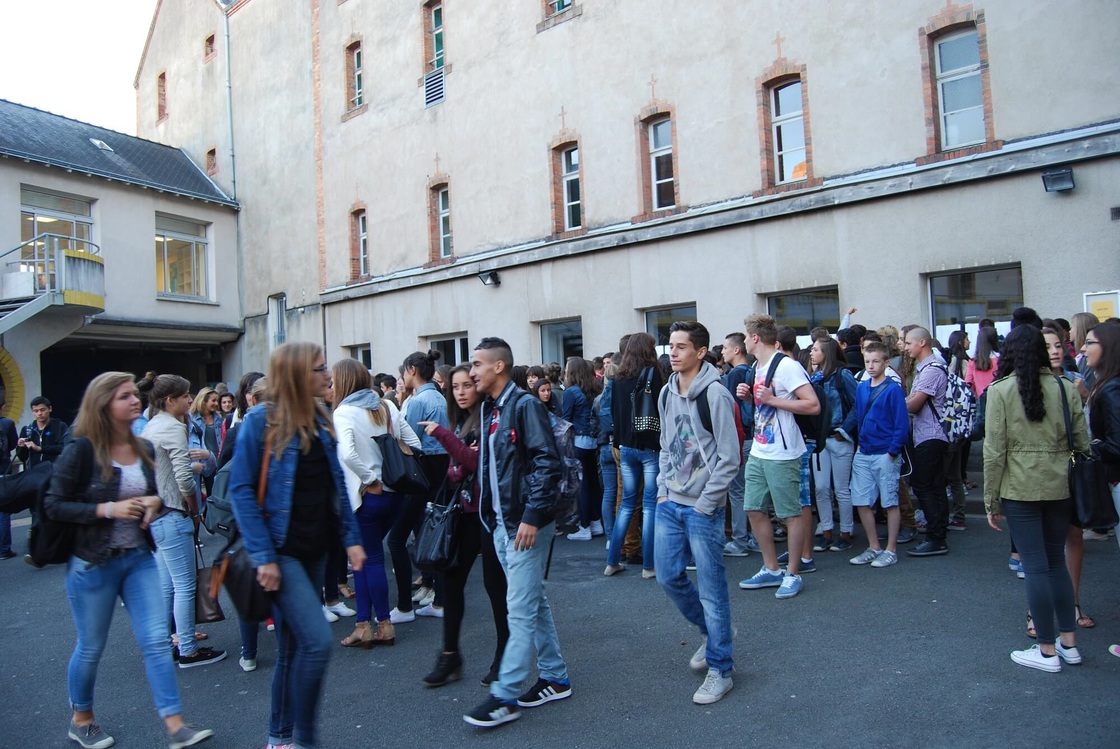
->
[216,0,237,200]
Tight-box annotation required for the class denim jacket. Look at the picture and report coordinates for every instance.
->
[405,383,449,456]
[228,404,362,567]
[812,369,859,442]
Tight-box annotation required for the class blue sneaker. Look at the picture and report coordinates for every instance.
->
[745,537,762,553]
[812,534,833,552]
[830,536,853,552]
[776,551,789,564]
[775,574,804,599]
[1008,556,1019,571]
[795,558,816,574]
[739,566,785,589]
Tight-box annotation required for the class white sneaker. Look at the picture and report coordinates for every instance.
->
[1056,641,1082,665]
[1010,644,1061,672]
[416,603,444,618]
[326,601,356,617]
[692,668,734,705]
[412,585,433,603]
[389,607,415,624]
[418,588,436,607]
[589,520,605,537]
[322,605,339,623]
[870,550,898,568]
[567,526,592,541]
[689,638,709,672]
[239,656,257,672]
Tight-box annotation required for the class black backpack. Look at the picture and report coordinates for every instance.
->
[760,353,830,454]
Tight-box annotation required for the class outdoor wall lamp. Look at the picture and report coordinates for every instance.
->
[1041,168,1075,193]
[478,270,501,286]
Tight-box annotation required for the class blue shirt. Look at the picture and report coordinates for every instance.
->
[405,382,449,455]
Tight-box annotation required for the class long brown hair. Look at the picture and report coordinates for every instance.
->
[445,364,480,437]
[148,374,190,417]
[331,358,386,427]
[1088,322,1120,405]
[73,372,154,480]
[266,342,334,457]
[616,332,658,380]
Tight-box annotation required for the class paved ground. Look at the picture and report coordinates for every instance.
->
[2,502,1118,749]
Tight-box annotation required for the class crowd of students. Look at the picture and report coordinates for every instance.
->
[13,304,1120,747]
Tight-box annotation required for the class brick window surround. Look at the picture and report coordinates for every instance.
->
[422,1,445,74]
[426,175,453,266]
[156,72,168,123]
[349,203,368,281]
[633,102,683,223]
[755,62,821,196]
[537,1,582,33]
[343,38,367,120]
[205,148,218,176]
[549,134,586,239]
[204,34,216,62]
[917,5,1000,165]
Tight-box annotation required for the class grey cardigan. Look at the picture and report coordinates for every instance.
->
[141,411,195,513]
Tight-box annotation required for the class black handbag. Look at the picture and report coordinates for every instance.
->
[631,367,660,435]
[194,540,225,624]
[213,439,273,622]
[201,462,237,540]
[374,411,428,494]
[29,451,77,566]
[1055,377,1118,528]
[410,479,465,571]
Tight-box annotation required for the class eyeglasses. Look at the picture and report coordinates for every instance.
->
[312,365,330,373]
[1084,340,1100,347]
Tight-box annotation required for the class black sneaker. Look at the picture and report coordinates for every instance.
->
[464,696,521,728]
[0,550,16,560]
[177,646,227,669]
[906,540,948,557]
[516,677,572,707]
[480,665,500,687]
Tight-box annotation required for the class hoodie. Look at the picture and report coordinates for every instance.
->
[333,388,422,510]
[656,361,741,515]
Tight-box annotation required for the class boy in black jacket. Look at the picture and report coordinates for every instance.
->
[17,396,69,468]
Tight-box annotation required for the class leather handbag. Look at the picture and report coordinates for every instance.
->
[410,479,465,571]
[374,409,429,494]
[1055,377,1118,528]
[212,440,274,622]
[631,367,661,435]
[194,540,225,624]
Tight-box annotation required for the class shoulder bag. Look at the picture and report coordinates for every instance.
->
[1055,376,1117,528]
[410,478,466,571]
[194,535,225,623]
[212,437,274,622]
[374,407,429,494]
[631,367,661,435]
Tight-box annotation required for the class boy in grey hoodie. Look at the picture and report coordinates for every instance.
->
[655,321,739,706]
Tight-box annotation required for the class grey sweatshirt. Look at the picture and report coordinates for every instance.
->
[656,361,741,515]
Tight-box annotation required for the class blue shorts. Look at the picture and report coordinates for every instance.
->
[850,451,901,508]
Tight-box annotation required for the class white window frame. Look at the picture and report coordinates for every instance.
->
[428,335,470,365]
[356,210,369,276]
[349,344,372,369]
[351,45,364,109]
[648,118,674,210]
[431,4,444,70]
[561,146,581,231]
[437,188,452,258]
[772,80,806,184]
[549,0,573,15]
[155,214,209,300]
[269,294,287,350]
[540,318,583,364]
[935,29,984,150]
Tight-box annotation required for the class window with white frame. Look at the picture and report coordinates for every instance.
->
[772,80,807,183]
[350,44,364,109]
[935,29,984,149]
[431,4,444,70]
[562,146,581,230]
[767,288,840,337]
[155,214,208,299]
[19,187,95,292]
[356,210,368,276]
[269,294,287,349]
[350,344,372,369]
[540,319,583,364]
[645,304,697,347]
[437,188,452,258]
[929,265,1022,343]
[429,335,470,365]
[548,0,572,15]
[649,118,675,210]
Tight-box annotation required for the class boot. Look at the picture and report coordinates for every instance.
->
[341,621,373,649]
[421,650,462,687]
[371,619,396,647]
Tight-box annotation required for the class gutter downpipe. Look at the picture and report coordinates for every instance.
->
[215,0,245,375]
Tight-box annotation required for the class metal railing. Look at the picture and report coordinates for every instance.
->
[1,233,101,295]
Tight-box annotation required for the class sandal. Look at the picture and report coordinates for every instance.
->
[1026,613,1036,639]
[338,584,356,600]
[1075,604,1096,629]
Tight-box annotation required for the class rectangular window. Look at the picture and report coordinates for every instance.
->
[355,210,368,277]
[155,214,208,299]
[541,319,583,364]
[205,148,218,175]
[19,187,94,292]
[269,294,287,349]
[649,118,675,210]
[936,30,984,149]
[429,335,470,365]
[157,72,167,120]
[549,0,573,15]
[204,34,216,61]
[930,265,1022,343]
[772,81,807,183]
[562,146,581,230]
[349,344,372,369]
[431,4,444,69]
[645,304,697,347]
[437,188,452,258]
[767,288,840,337]
[353,46,363,108]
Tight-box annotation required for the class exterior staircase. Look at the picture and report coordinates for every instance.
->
[0,233,105,335]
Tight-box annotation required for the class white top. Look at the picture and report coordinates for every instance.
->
[750,353,811,462]
[333,400,422,511]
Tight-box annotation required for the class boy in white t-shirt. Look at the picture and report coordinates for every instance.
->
[735,314,821,600]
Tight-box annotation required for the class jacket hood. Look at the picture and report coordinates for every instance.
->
[667,361,723,400]
[339,388,382,411]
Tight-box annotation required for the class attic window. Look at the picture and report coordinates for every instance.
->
[89,138,114,153]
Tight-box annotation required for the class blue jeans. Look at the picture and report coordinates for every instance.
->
[270,554,330,749]
[654,501,734,676]
[608,446,659,568]
[599,445,618,539]
[65,549,183,718]
[0,511,11,554]
[490,525,569,702]
[354,492,395,623]
[150,512,198,655]
[725,444,751,545]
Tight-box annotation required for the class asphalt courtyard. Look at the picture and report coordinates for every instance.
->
[1,503,1117,749]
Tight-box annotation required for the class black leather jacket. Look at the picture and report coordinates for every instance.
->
[1090,379,1120,483]
[478,381,562,535]
[44,437,157,565]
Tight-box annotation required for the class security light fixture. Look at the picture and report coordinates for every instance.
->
[1041,168,1074,193]
[478,270,501,286]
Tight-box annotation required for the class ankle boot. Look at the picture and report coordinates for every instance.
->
[341,621,373,649]
[421,650,463,687]
[371,619,395,647]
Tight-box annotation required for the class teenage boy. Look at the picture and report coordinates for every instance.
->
[903,327,950,557]
[17,396,68,468]
[720,333,754,557]
[466,337,571,728]
[737,314,820,599]
[655,321,738,705]
[848,343,910,568]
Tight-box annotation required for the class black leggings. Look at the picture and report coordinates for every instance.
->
[575,446,602,526]
[441,512,508,667]
[386,454,451,611]
[1003,498,1076,645]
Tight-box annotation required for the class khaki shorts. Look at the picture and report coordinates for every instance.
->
[744,456,802,519]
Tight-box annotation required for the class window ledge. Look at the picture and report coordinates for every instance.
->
[537,4,583,33]
[203,52,217,64]
[155,114,168,125]
[424,255,456,269]
[752,177,824,198]
[916,140,1003,166]
[416,64,452,87]
[341,103,368,123]
[631,206,685,224]
[551,227,587,241]
[157,294,219,306]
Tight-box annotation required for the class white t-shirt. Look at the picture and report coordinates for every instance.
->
[751,353,810,461]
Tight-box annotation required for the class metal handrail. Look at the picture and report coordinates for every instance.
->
[1,233,102,295]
